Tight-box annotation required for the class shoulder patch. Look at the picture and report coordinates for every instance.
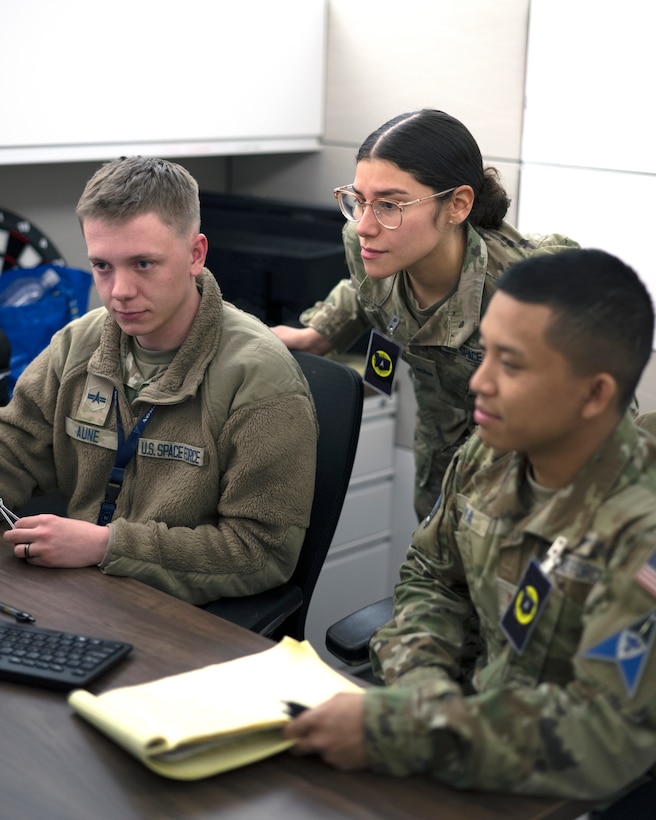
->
[579,612,656,698]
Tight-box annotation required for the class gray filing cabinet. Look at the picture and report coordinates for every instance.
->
[304,389,398,666]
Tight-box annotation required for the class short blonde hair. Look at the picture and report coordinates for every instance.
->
[76,156,200,237]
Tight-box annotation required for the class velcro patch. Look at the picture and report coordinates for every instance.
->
[580,612,656,698]
[636,550,656,598]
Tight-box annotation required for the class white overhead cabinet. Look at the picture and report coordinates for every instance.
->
[0,0,326,164]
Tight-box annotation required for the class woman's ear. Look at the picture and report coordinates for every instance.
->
[448,185,475,225]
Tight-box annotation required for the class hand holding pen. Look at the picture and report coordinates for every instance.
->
[0,497,35,561]
[282,700,309,718]
[0,498,36,623]
[0,497,18,530]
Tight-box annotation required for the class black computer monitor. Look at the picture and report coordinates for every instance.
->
[200,191,351,329]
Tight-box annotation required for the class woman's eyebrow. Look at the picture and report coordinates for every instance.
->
[352,184,411,198]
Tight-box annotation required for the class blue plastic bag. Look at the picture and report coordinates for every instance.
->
[0,264,93,395]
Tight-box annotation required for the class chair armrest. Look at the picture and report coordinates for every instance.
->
[325,597,393,666]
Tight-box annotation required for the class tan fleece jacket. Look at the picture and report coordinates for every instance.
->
[0,271,318,603]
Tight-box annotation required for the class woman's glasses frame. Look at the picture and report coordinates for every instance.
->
[333,185,456,229]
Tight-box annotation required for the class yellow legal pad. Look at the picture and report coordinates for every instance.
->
[68,636,362,780]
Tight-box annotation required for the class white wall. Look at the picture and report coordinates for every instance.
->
[233,0,528,225]
[517,0,656,412]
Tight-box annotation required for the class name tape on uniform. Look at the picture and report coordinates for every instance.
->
[66,418,205,466]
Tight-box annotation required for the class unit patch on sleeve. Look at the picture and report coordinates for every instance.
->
[579,612,656,698]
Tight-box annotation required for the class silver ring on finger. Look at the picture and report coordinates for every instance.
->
[23,543,32,559]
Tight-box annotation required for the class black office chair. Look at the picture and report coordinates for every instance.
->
[0,327,10,407]
[325,596,393,667]
[204,350,364,641]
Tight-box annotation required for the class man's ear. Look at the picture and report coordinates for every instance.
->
[581,373,619,419]
[191,232,209,276]
[448,185,475,225]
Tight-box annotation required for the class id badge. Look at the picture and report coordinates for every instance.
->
[363,330,401,397]
[500,559,553,654]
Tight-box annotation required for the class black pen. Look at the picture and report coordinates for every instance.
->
[282,700,309,718]
[0,601,35,623]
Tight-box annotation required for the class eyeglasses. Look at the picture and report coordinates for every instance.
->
[333,185,456,230]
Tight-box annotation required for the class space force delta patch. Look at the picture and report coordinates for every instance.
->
[363,330,401,397]
[500,559,553,654]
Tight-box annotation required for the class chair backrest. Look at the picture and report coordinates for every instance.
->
[0,328,10,406]
[203,350,364,640]
[281,350,364,638]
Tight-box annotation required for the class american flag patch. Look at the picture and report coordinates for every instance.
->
[636,550,656,598]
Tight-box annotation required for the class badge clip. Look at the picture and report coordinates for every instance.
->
[540,536,567,576]
[385,315,401,336]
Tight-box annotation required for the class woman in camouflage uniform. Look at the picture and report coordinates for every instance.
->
[273,109,577,519]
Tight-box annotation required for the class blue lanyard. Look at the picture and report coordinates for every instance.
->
[97,390,157,526]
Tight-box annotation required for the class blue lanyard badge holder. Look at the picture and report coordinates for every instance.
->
[97,390,157,526]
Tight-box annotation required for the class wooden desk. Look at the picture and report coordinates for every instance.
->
[0,552,591,820]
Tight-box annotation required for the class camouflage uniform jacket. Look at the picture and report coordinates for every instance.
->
[301,220,579,518]
[365,413,656,801]
[0,271,318,604]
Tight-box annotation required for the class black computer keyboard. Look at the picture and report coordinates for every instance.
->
[0,622,132,690]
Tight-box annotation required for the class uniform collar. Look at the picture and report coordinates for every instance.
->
[469,413,641,550]
[355,223,489,348]
[88,270,223,402]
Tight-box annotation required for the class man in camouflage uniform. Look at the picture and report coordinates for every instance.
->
[284,249,656,812]
[299,219,578,519]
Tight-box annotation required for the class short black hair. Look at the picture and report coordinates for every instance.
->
[497,248,654,411]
